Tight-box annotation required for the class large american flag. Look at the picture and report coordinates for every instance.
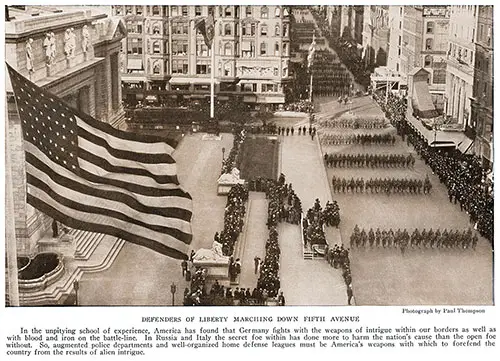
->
[7,64,192,260]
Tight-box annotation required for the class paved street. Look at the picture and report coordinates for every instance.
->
[317,95,493,305]
[79,133,234,305]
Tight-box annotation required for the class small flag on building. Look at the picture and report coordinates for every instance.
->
[194,12,215,48]
[307,33,316,69]
[6,64,193,260]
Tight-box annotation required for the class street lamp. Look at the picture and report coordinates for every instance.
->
[222,147,226,166]
[73,280,79,306]
[170,283,177,306]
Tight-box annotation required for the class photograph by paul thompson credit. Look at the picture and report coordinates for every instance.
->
[4,4,493,307]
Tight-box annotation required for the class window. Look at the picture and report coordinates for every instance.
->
[127,22,143,34]
[224,43,232,56]
[196,40,210,57]
[172,40,188,55]
[274,42,280,56]
[424,55,433,67]
[225,23,232,36]
[127,38,143,55]
[242,83,257,92]
[126,5,132,14]
[261,6,268,19]
[153,41,160,54]
[225,6,232,17]
[246,6,252,17]
[182,6,188,16]
[261,24,268,36]
[196,62,211,75]
[114,6,122,15]
[432,60,446,84]
[171,6,178,17]
[262,83,278,92]
[172,22,188,35]
[282,42,288,56]
[251,24,256,36]
[425,38,433,50]
[153,61,161,74]
[136,6,143,15]
[152,5,160,16]
[283,24,288,37]
[172,60,188,74]
[242,41,255,58]
[152,23,160,35]
[260,42,267,55]
[275,24,280,36]
[275,7,281,17]
[195,6,202,16]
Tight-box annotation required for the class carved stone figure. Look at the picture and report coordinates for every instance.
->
[26,38,34,73]
[43,32,56,66]
[193,241,229,262]
[82,25,91,53]
[64,28,76,58]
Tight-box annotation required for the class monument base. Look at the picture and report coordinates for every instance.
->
[192,259,230,289]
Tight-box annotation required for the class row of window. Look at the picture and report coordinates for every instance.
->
[448,43,474,65]
[115,6,287,19]
[126,38,289,57]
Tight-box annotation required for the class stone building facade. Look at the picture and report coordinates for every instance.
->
[5,6,125,256]
[115,5,291,109]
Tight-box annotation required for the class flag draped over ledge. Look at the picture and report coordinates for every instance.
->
[194,12,215,48]
[6,64,192,260]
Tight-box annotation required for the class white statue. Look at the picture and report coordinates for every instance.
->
[43,32,56,66]
[193,241,229,262]
[26,38,34,73]
[64,28,76,58]
[82,25,91,53]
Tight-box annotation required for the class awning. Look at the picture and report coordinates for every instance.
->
[413,81,439,118]
[127,58,143,70]
[457,136,474,154]
[170,77,219,85]
[121,76,144,83]
[241,42,252,51]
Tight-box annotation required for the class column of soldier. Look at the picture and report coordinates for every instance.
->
[349,225,479,251]
[276,125,317,138]
[324,153,415,168]
[311,51,353,97]
[320,133,396,146]
[378,92,493,245]
[331,175,432,195]
[320,116,386,129]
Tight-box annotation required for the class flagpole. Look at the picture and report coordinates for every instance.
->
[309,70,313,103]
[210,40,215,119]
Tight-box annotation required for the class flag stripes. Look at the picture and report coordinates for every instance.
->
[7,63,193,260]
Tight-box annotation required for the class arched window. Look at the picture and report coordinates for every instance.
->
[282,43,288,56]
[275,7,281,17]
[152,22,160,34]
[153,61,160,74]
[425,38,433,50]
[261,24,268,36]
[283,24,288,37]
[424,55,433,67]
[260,42,267,55]
[275,24,280,36]
[274,42,280,56]
[153,41,160,54]
[225,6,232,17]
[246,6,252,17]
[426,21,434,34]
[224,42,232,56]
[152,5,160,16]
[261,6,268,19]
[225,23,232,36]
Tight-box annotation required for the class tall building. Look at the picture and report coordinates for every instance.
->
[5,5,125,305]
[362,5,390,68]
[471,5,493,169]
[445,5,478,128]
[114,5,291,110]
[339,5,364,45]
